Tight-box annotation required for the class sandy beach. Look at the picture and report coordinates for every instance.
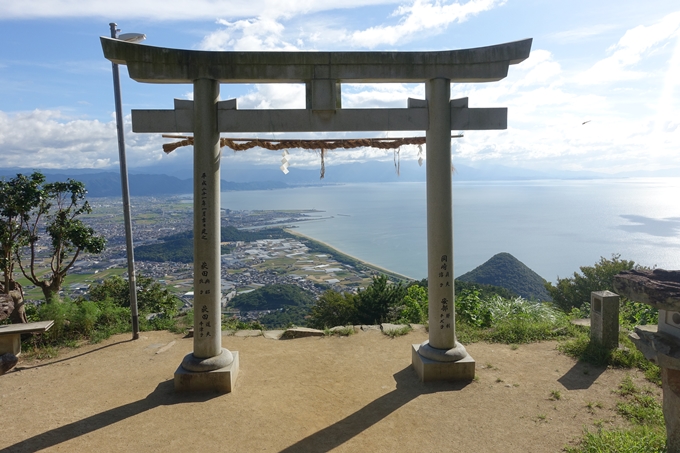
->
[285,228,415,281]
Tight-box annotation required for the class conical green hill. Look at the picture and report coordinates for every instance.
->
[457,253,552,301]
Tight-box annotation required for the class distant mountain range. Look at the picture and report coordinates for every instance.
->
[0,170,291,198]
[1,161,677,198]
[458,252,552,301]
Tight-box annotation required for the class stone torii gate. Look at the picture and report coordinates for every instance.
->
[102,37,531,391]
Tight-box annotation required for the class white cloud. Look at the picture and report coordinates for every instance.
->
[576,11,680,84]
[199,18,300,51]
[0,0,398,20]
[0,109,168,169]
[197,0,506,51]
[237,84,306,109]
[349,0,505,48]
[342,83,425,108]
[548,24,620,43]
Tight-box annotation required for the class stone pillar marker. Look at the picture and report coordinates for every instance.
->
[590,290,620,349]
[174,78,238,393]
[101,36,531,389]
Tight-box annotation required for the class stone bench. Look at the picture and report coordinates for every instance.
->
[0,321,54,356]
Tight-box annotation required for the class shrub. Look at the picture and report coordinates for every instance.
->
[456,288,492,328]
[394,285,428,324]
[307,290,357,329]
[545,254,643,315]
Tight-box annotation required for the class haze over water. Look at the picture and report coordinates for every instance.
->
[220,178,680,283]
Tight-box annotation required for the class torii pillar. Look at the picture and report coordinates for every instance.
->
[409,78,474,381]
[102,37,531,388]
[172,78,239,392]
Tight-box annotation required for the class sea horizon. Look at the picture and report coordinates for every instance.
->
[217,177,680,283]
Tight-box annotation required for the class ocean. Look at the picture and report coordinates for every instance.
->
[220,178,680,283]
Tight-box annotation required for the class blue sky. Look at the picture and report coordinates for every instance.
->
[0,0,678,175]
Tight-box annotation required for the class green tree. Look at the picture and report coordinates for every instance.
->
[456,288,493,328]
[545,254,638,313]
[307,290,357,329]
[355,274,407,325]
[394,285,428,324]
[88,274,179,317]
[16,177,106,303]
[0,172,46,322]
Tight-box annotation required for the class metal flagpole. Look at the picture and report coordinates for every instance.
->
[109,22,140,340]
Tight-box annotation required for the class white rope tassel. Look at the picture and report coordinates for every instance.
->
[280,150,290,174]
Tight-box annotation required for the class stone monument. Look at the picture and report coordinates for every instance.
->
[590,290,620,349]
[101,37,532,388]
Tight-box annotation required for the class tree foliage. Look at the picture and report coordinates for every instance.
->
[0,173,46,321]
[15,176,106,303]
[0,173,44,288]
[546,254,638,313]
[307,275,409,328]
[354,274,407,325]
[88,274,179,317]
[258,305,312,329]
[307,290,357,329]
[393,285,428,324]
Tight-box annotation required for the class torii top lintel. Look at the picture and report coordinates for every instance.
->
[101,37,532,84]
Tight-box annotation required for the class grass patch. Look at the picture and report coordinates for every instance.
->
[615,375,664,426]
[567,375,666,453]
[484,318,574,344]
[455,318,577,345]
[326,325,356,336]
[566,426,667,453]
[558,332,661,385]
[382,325,412,338]
[453,296,579,345]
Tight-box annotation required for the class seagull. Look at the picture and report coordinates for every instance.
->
[582,120,591,125]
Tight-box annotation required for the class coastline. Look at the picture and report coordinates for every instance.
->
[284,229,414,282]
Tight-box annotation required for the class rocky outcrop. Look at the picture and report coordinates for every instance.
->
[281,327,325,339]
[613,269,680,311]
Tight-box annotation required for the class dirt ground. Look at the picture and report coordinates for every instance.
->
[0,328,660,453]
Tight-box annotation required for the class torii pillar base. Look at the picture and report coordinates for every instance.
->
[174,351,240,393]
[411,344,475,382]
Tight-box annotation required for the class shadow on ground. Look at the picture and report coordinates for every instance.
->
[4,380,219,453]
[278,366,470,453]
[558,361,606,390]
[15,339,133,371]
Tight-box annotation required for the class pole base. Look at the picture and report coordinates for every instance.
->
[417,340,468,362]
[181,348,234,372]
[175,351,239,393]
[411,344,475,382]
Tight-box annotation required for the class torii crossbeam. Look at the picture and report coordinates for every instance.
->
[102,37,532,391]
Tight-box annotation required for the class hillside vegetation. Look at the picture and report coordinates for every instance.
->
[230,284,316,328]
[458,252,551,301]
[230,284,316,311]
